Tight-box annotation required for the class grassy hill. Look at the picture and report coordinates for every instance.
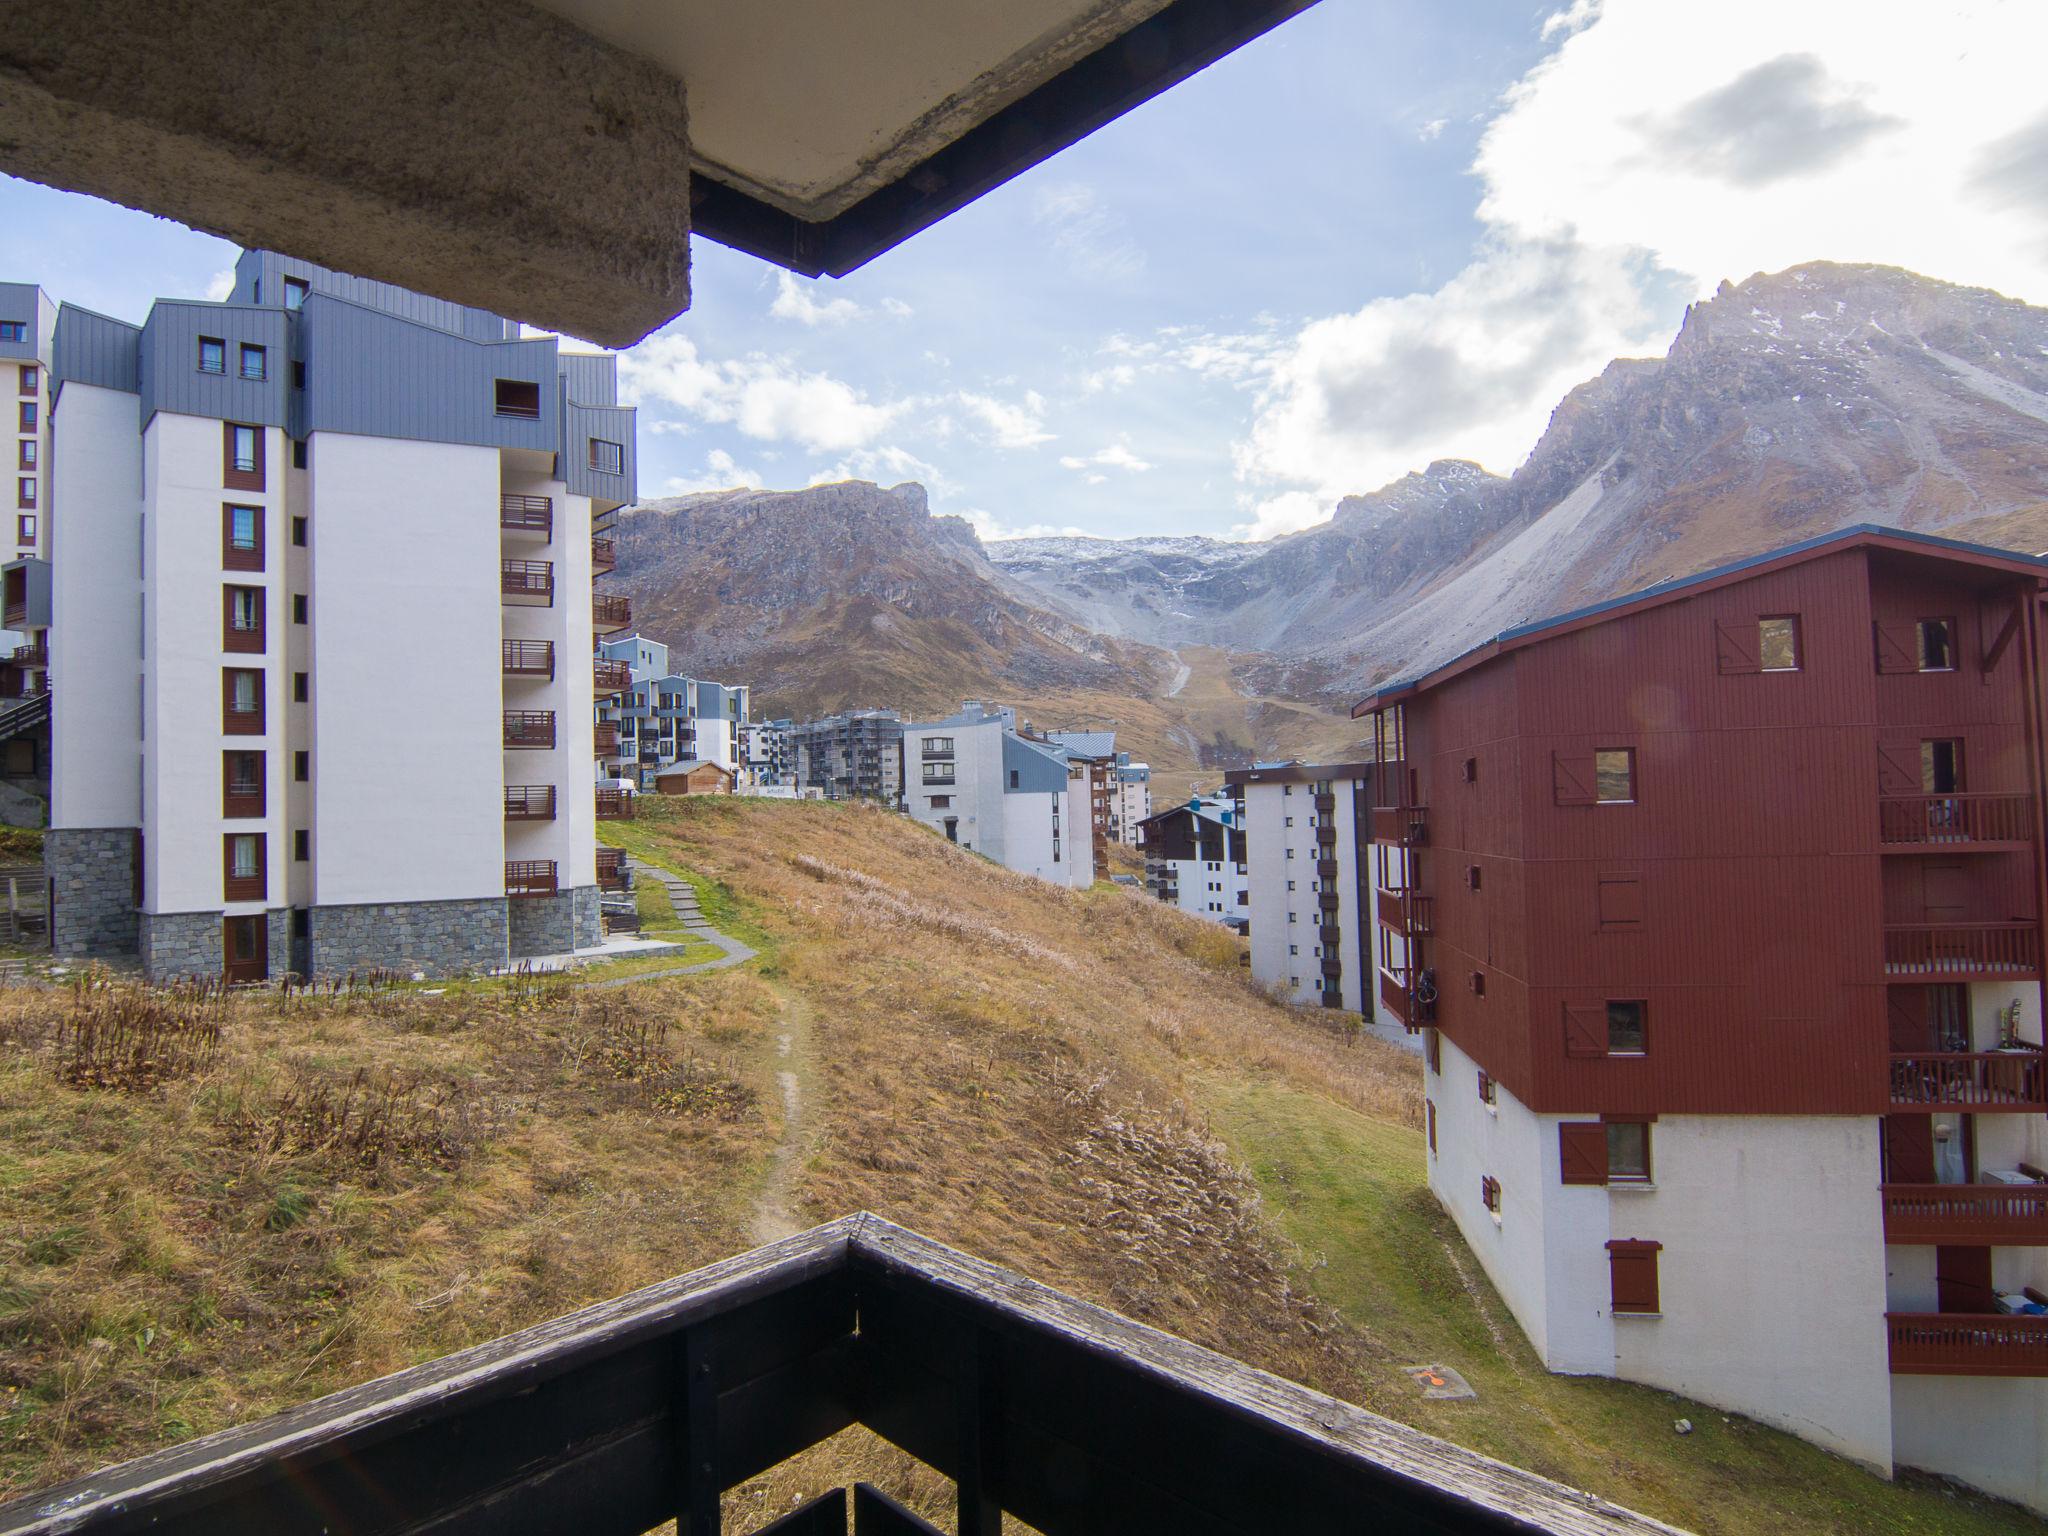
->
[0,798,2035,1532]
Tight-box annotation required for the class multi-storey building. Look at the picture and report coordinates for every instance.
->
[901,704,1094,889]
[1357,526,2048,1513]
[1138,794,1245,926]
[593,636,748,788]
[0,284,55,798]
[1045,730,1117,859]
[1111,752,1153,847]
[740,719,794,788]
[789,709,902,802]
[1228,761,1379,1014]
[43,250,635,981]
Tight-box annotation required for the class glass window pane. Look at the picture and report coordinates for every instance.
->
[1595,749,1634,802]
[1607,1122,1649,1180]
[1758,616,1799,670]
[1607,1000,1646,1053]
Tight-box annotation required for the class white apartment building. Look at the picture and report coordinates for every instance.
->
[595,634,748,788]
[1137,794,1244,927]
[1111,752,1152,847]
[0,285,56,798]
[43,250,636,981]
[1228,762,1381,1015]
[901,703,1095,889]
[740,719,794,788]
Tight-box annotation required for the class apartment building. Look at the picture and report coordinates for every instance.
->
[43,250,635,980]
[789,709,903,802]
[593,636,748,788]
[1357,526,2048,1513]
[740,719,794,788]
[1138,794,1244,926]
[0,285,55,799]
[901,703,1094,889]
[1111,752,1153,847]
[1045,730,1117,860]
[1228,761,1379,1014]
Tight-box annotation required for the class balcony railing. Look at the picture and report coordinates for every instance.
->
[1881,1183,2048,1243]
[596,847,626,890]
[592,593,632,632]
[1379,963,1434,1030]
[502,638,555,678]
[501,559,555,603]
[594,657,632,693]
[500,493,552,536]
[505,859,558,898]
[1315,791,1335,814]
[503,710,556,750]
[591,536,616,574]
[594,722,620,755]
[595,787,634,820]
[1880,792,2033,848]
[1887,1312,2048,1376]
[10,639,46,668]
[1883,922,2040,978]
[1889,1049,2046,1110]
[1317,856,1339,882]
[504,785,557,821]
[1376,887,1433,936]
[1370,804,1428,847]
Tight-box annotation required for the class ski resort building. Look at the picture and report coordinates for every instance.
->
[593,636,749,789]
[789,709,903,802]
[1357,526,2048,1513]
[1138,794,1245,926]
[1228,761,1380,1015]
[0,283,55,806]
[901,703,1094,890]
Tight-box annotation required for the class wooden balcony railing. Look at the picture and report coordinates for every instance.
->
[1889,1050,2046,1110]
[1887,1312,2048,1376]
[501,559,554,603]
[595,787,634,820]
[1379,964,1434,1030]
[10,640,46,668]
[594,657,633,693]
[1376,887,1433,936]
[1316,856,1339,882]
[500,493,552,535]
[1880,792,2033,847]
[594,722,620,755]
[591,536,616,574]
[596,847,627,890]
[1370,804,1428,847]
[1881,1183,2048,1243]
[1314,791,1336,814]
[1883,922,2040,978]
[505,859,558,898]
[503,710,556,750]
[592,593,632,632]
[504,785,557,822]
[502,638,555,678]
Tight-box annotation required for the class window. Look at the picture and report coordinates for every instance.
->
[1564,999,1648,1058]
[1595,873,1643,932]
[224,422,263,489]
[224,586,264,652]
[1462,756,1478,783]
[1917,618,1955,672]
[294,829,309,862]
[15,478,32,509]
[0,322,23,343]
[16,402,33,432]
[1285,879,1295,892]
[1477,1069,1495,1106]
[588,438,624,474]
[284,276,309,310]
[921,761,954,784]
[223,667,264,733]
[239,343,267,381]
[17,439,34,469]
[293,671,308,703]
[197,336,226,374]
[1288,943,1298,956]
[1009,770,1019,789]
[291,515,307,547]
[223,750,264,818]
[1480,1176,1501,1215]
[16,515,35,545]
[230,425,257,471]
[1426,1100,1437,1155]
[494,379,540,418]
[291,907,310,939]
[1607,1240,1661,1314]
[1758,615,1801,671]
[1470,970,1486,997]
[923,736,955,755]
[292,594,308,624]
[1606,1120,1652,1182]
[1594,748,1635,804]
[1606,1001,1646,1055]
[1286,847,1295,860]
[1466,864,1482,890]
[927,795,951,809]
[16,366,33,397]
[1285,816,1293,827]
[293,749,309,783]
[1425,1028,1442,1074]
[1560,1119,1654,1186]
[223,832,266,901]
[292,361,306,390]
[292,440,308,470]
[223,504,262,570]
[1288,911,1297,924]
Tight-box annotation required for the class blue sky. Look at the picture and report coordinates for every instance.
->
[4,1,2046,542]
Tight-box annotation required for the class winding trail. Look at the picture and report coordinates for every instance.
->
[749,981,817,1244]
[576,863,755,989]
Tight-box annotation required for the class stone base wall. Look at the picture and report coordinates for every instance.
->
[310,897,507,979]
[507,884,600,958]
[269,908,294,980]
[46,826,138,958]
[140,910,222,980]
[572,883,601,950]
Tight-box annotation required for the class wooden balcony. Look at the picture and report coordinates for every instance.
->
[1316,856,1339,882]
[1376,887,1433,936]
[1882,922,2040,979]
[10,639,46,668]
[504,710,556,750]
[502,638,555,679]
[1370,804,1428,847]
[1882,1183,2048,1243]
[1887,1312,2048,1376]
[1379,964,1434,1030]
[504,785,557,822]
[1314,791,1335,814]
[505,859,558,898]
[591,535,616,574]
[501,558,554,604]
[592,592,632,633]
[594,721,620,755]
[500,493,552,536]
[1881,792,2033,850]
[595,786,634,820]
[594,657,632,693]
[1889,1049,2046,1111]
[596,847,627,891]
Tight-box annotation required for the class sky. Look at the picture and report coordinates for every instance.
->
[5,1,2048,543]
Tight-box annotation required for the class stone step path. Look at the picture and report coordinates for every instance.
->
[579,858,756,988]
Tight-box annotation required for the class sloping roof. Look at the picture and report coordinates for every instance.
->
[657,758,732,778]
[1353,524,2048,716]
[1046,729,1116,759]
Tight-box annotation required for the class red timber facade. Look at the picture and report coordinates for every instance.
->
[1356,526,2048,1512]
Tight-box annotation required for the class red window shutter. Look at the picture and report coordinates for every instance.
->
[1875,740,1921,796]
[1552,752,1596,806]
[1559,1121,1608,1184]
[1596,874,1643,931]
[1714,619,1760,674]
[1563,1003,1607,1058]
[1874,622,1918,674]
[1425,1028,1442,1073]
[1607,1239,1662,1313]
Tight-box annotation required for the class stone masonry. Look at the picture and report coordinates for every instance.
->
[45,826,137,957]
[310,897,507,979]
[139,910,221,979]
[507,883,600,959]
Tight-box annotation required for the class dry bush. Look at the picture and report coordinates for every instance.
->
[52,973,224,1092]
[561,995,756,1122]
[213,1067,479,1174]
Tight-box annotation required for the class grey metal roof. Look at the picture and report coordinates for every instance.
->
[1046,729,1115,759]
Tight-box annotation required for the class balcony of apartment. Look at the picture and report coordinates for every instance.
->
[1370,804,1428,847]
[1881,1182,2048,1243]
[1,567,26,631]
[595,786,634,820]
[505,859,558,898]
[1316,821,1336,850]
[1316,856,1339,884]
[596,847,627,891]
[594,656,632,694]
[500,493,553,539]
[1880,792,2034,852]
[592,593,632,633]
[503,638,555,680]
[1886,1311,2048,1376]
[591,535,616,575]
[504,785,557,822]
[1379,963,1434,1030]
[594,721,621,755]
[504,710,557,750]
[1315,790,1336,815]
[1377,888,1434,937]
[1889,1047,2046,1111]
[10,637,46,669]
[1882,922,2040,980]
[1318,923,1341,952]
[501,558,555,605]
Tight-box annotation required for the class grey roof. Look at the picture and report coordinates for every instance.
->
[1046,729,1116,759]
[658,758,729,777]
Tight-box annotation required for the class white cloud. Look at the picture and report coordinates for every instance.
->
[1032,183,1146,282]
[956,389,1053,449]
[808,444,953,494]
[1417,118,1448,142]
[663,449,765,495]
[963,510,1092,542]
[1234,490,1332,542]
[769,271,864,326]
[1059,440,1152,474]
[204,268,235,302]
[1540,0,1599,40]
[881,298,916,319]
[619,333,905,453]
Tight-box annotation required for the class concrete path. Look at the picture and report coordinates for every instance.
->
[576,860,757,989]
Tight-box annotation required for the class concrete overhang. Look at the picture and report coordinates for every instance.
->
[0,0,1319,347]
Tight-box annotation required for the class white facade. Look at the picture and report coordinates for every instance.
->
[902,704,1091,889]
[1236,766,1378,1013]
[1140,796,1243,926]
[1111,758,1151,846]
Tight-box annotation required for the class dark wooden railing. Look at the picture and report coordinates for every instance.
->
[594,721,620,755]
[10,640,46,668]
[504,785,557,821]
[596,847,627,890]
[501,558,555,602]
[1376,888,1433,936]
[1379,964,1433,1029]
[1879,792,2033,847]
[500,493,552,535]
[594,657,633,692]
[595,787,633,820]
[1889,1049,2046,1110]
[0,1216,1681,1536]
[1369,805,1428,846]
[1882,922,2040,978]
[592,593,632,631]
[505,859,558,898]
[1881,1183,2048,1242]
[504,710,556,749]
[1316,856,1339,882]
[1887,1312,2048,1376]
[502,638,555,678]
[591,536,616,574]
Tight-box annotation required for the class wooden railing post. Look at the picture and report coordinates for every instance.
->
[956,1328,1002,1536]
[678,1325,720,1536]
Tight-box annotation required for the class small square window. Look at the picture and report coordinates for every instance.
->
[1607,1000,1647,1055]
[284,277,310,310]
[294,749,310,783]
[1595,748,1635,804]
[16,514,35,545]
[1477,1069,1495,1105]
[1470,970,1486,997]
[1758,615,1801,671]
[292,440,308,470]
[1480,1175,1501,1214]
[293,829,310,862]
[239,343,267,381]
[18,366,35,396]
[0,322,24,343]
[292,593,308,624]
[1607,1121,1651,1182]
[291,515,308,546]
[198,336,226,374]
[1462,756,1478,783]
[17,439,35,470]
[15,478,33,510]
[16,402,32,433]
[293,671,308,703]
[1916,618,1955,672]
[1466,864,1482,890]
[588,437,624,474]
[494,378,540,419]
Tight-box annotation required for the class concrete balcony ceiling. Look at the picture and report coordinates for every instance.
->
[0,0,1319,346]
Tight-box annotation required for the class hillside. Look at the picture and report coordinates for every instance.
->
[0,798,2036,1534]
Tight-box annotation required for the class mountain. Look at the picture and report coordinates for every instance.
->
[989,262,2048,693]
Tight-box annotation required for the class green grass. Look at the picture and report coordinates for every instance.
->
[1201,1078,2037,1536]
[597,808,778,956]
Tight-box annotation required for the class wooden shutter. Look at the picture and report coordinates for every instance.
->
[1563,1003,1607,1058]
[1552,752,1596,806]
[1875,740,1921,796]
[1606,1240,1662,1313]
[1426,1099,1437,1154]
[1425,1028,1441,1074]
[1873,622,1918,674]
[1559,1121,1608,1184]
[1714,619,1760,674]
[1596,874,1643,931]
